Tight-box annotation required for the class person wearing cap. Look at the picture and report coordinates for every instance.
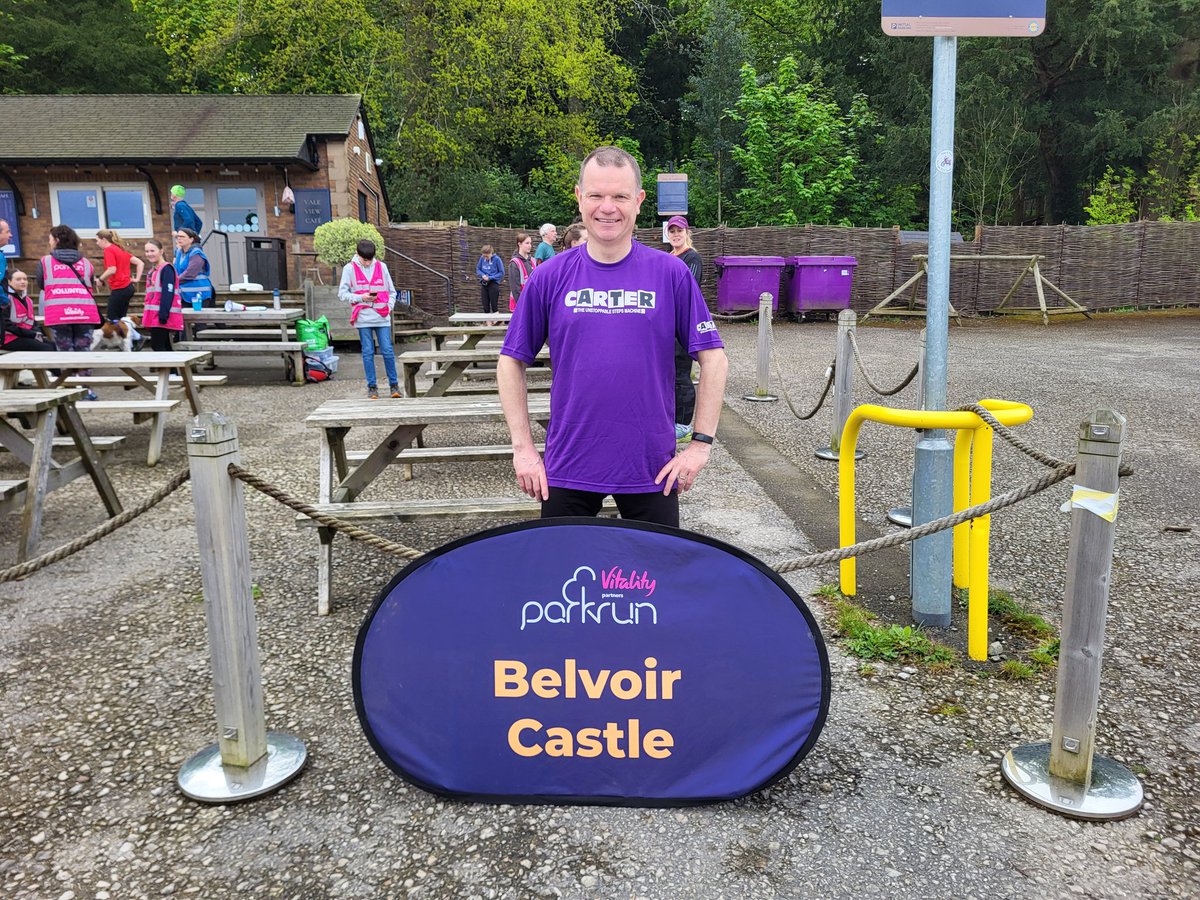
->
[667,215,703,441]
[170,185,203,235]
[498,146,728,527]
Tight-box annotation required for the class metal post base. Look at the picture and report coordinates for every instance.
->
[742,394,779,402]
[815,447,866,461]
[178,732,307,803]
[887,506,913,527]
[1001,742,1143,821]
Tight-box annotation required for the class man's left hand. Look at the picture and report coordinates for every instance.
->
[655,440,712,495]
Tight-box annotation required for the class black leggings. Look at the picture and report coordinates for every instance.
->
[148,327,177,352]
[541,486,679,527]
[481,280,500,314]
[105,285,136,320]
[674,342,696,426]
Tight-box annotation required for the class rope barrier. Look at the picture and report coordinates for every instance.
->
[712,309,763,322]
[959,402,1134,477]
[227,464,424,561]
[847,331,920,397]
[0,468,191,583]
[771,345,836,421]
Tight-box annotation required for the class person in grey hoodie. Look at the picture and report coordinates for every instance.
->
[338,239,398,399]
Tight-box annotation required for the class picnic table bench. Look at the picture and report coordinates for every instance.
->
[448,312,511,325]
[302,395,559,614]
[0,351,212,466]
[0,388,122,562]
[399,347,549,397]
[178,308,307,384]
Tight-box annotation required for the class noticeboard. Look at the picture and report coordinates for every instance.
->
[0,190,20,258]
[657,173,688,217]
[354,518,830,806]
[294,189,332,235]
[882,1,1046,37]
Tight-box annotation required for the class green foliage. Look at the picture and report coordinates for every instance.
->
[312,219,385,267]
[4,0,168,94]
[987,590,1055,640]
[1085,167,1139,225]
[1030,639,1060,669]
[814,583,844,600]
[729,56,916,227]
[998,659,1037,681]
[928,702,966,716]
[832,600,959,666]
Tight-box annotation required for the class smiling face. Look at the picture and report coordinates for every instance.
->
[575,159,644,256]
[667,225,687,250]
[144,242,162,264]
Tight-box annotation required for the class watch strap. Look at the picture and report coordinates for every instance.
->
[691,432,715,445]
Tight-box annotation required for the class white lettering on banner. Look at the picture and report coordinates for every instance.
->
[696,320,717,333]
[520,565,659,630]
[564,288,656,312]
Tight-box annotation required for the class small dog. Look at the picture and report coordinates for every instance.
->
[90,319,134,352]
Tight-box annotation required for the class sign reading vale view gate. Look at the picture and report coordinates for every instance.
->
[354,519,830,805]
[882,1,1047,37]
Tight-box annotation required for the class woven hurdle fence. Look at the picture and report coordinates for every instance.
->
[382,221,1200,320]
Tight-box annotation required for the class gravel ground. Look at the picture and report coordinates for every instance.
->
[2,311,1198,898]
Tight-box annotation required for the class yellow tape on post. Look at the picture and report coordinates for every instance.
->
[1061,486,1120,522]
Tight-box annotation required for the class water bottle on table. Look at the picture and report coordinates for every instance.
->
[272,289,281,310]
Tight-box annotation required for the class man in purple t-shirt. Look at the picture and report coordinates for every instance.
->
[498,146,729,527]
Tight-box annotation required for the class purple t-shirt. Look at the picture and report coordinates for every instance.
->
[501,240,724,493]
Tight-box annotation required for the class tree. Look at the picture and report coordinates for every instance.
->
[1084,167,1138,225]
[682,0,749,224]
[729,56,915,226]
[4,0,168,94]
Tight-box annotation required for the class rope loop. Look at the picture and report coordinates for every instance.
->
[846,331,920,397]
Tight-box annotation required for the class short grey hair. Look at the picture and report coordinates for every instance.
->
[577,146,642,190]
[540,223,556,238]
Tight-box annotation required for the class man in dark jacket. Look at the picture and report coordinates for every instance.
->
[170,185,203,234]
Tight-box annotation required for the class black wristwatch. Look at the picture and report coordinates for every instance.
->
[691,432,715,445]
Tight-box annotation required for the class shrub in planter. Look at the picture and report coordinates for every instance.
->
[312,218,386,267]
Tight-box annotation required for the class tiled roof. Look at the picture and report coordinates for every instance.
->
[0,94,364,165]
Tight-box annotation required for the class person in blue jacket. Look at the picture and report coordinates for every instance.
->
[170,185,203,234]
[475,244,505,315]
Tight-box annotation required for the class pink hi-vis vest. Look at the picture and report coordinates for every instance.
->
[3,290,37,345]
[141,263,183,332]
[41,255,99,326]
[509,255,532,311]
[350,260,390,325]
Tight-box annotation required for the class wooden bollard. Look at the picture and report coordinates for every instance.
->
[178,412,306,802]
[816,309,864,461]
[742,293,778,402]
[1001,408,1142,819]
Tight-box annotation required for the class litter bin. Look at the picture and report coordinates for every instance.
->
[713,256,786,313]
[245,236,288,292]
[784,256,857,316]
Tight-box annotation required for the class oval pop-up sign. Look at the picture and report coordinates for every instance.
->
[353,518,830,806]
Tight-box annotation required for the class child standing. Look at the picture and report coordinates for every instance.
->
[338,239,399,399]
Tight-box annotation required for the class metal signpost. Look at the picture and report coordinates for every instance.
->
[883,2,1047,625]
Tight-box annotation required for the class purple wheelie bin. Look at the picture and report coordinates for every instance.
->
[784,256,857,317]
[713,256,786,313]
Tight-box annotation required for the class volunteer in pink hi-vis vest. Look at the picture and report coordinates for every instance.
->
[2,269,57,353]
[337,238,399,399]
[508,232,534,312]
[38,224,100,357]
[140,239,183,352]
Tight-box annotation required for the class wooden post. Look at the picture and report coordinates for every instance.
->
[742,293,778,402]
[187,413,268,769]
[1049,409,1126,786]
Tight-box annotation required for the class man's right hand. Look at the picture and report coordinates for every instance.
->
[513,446,548,500]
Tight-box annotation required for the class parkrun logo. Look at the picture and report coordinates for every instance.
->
[564,287,656,312]
[520,565,659,630]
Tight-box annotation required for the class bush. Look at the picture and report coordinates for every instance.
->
[312,218,386,267]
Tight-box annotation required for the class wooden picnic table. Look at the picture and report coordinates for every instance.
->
[428,324,509,351]
[448,312,511,325]
[176,308,307,384]
[0,351,212,466]
[0,388,122,562]
[302,395,551,614]
[398,346,549,397]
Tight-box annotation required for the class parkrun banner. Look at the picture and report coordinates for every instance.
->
[354,518,830,806]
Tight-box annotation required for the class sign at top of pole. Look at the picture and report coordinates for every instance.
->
[882,1,1046,37]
